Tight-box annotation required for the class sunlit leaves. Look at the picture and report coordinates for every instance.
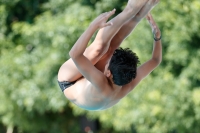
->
[1,0,200,132]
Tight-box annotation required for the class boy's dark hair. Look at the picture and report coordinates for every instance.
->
[108,47,140,86]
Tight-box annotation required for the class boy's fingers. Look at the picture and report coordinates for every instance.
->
[146,12,151,19]
[147,15,156,28]
[106,9,116,17]
[111,8,116,13]
[146,14,150,20]
[153,27,157,32]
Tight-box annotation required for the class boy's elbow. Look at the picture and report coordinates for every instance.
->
[69,51,73,58]
[69,50,82,60]
[152,56,162,66]
[155,57,162,66]
[157,58,162,66]
[69,50,77,59]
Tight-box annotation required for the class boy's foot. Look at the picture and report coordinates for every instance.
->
[135,0,160,20]
[127,0,149,12]
[125,0,149,16]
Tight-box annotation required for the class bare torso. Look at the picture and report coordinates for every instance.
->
[63,77,122,111]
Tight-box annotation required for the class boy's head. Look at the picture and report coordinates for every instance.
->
[108,47,140,86]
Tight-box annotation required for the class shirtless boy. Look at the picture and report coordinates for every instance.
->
[58,0,162,111]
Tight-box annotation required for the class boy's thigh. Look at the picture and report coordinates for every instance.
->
[94,47,115,72]
[58,58,82,82]
[58,41,109,82]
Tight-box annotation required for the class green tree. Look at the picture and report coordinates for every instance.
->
[1,0,200,132]
[0,0,82,132]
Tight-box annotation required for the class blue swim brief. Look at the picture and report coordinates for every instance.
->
[58,80,76,92]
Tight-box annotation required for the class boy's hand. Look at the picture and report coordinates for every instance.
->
[146,12,161,40]
[91,9,116,29]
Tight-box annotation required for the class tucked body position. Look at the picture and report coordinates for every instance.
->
[58,0,162,111]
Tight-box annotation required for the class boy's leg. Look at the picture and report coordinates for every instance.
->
[58,0,148,82]
[95,0,160,71]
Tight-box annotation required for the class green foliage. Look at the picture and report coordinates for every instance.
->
[0,0,200,132]
[0,1,85,132]
[0,0,20,6]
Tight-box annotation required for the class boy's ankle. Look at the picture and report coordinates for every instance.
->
[123,5,137,17]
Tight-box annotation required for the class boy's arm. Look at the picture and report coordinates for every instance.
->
[122,13,162,94]
[69,10,115,90]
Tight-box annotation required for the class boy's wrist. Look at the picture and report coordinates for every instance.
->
[153,30,161,41]
[154,34,162,41]
[89,23,99,31]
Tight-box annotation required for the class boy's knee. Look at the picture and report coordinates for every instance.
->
[89,42,110,58]
[103,46,115,57]
[97,43,110,56]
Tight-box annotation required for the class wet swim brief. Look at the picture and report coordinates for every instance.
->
[58,80,76,92]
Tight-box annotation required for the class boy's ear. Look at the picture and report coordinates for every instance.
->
[106,70,111,77]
